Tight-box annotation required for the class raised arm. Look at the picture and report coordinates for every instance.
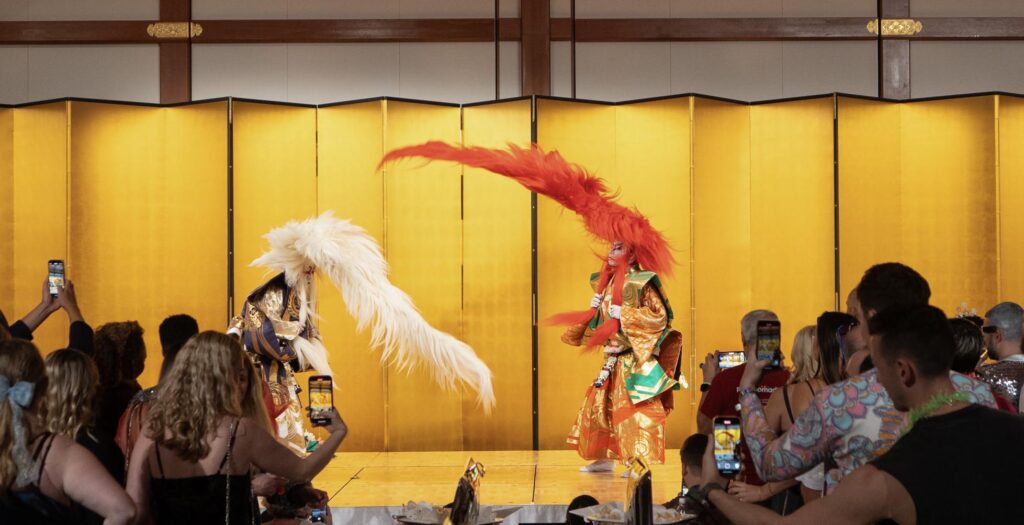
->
[739,387,831,483]
[240,410,347,482]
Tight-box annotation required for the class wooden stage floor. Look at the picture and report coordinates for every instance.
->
[313,450,683,507]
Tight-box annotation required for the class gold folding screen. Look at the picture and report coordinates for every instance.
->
[2,94,1021,452]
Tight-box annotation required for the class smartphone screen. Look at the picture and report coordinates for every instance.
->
[713,416,742,476]
[47,260,65,297]
[717,350,745,370]
[756,320,781,368]
[308,375,333,427]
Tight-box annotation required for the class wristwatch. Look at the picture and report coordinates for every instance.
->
[700,382,711,393]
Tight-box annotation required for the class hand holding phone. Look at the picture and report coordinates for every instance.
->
[712,416,742,477]
[308,375,334,427]
[755,320,782,369]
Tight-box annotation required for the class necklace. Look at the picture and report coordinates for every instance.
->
[906,390,972,430]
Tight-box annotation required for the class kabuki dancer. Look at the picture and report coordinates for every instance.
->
[229,212,495,454]
[381,142,686,474]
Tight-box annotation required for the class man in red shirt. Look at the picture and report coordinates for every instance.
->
[697,309,790,486]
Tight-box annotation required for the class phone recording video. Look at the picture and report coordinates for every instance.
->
[756,320,781,369]
[716,350,745,370]
[308,375,333,427]
[48,260,65,298]
[713,416,742,477]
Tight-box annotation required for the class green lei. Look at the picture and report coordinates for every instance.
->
[906,390,972,432]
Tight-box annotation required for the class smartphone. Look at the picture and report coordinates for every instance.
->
[716,350,745,370]
[310,507,329,523]
[47,260,65,298]
[713,416,742,477]
[756,320,782,369]
[308,375,333,427]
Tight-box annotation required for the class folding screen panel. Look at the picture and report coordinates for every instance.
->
[382,100,464,451]
[10,103,68,354]
[692,95,835,414]
[838,96,998,314]
[0,109,12,319]
[996,95,1024,303]
[461,99,533,450]
[317,101,388,451]
[69,101,229,387]
[535,98,694,448]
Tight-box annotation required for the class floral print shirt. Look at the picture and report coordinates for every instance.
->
[740,369,996,494]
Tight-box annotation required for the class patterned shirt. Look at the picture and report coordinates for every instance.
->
[740,369,996,494]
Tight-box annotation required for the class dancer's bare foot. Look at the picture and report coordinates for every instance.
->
[579,459,615,473]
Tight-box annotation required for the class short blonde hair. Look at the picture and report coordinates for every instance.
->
[44,349,99,438]
[146,331,245,462]
[788,325,819,384]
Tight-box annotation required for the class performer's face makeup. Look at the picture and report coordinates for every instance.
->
[607,242,631,267]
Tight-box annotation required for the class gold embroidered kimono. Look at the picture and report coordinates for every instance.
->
[564,268,683,464]
[229,274,314,455]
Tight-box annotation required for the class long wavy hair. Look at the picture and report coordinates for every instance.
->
[0,339,48,495]
[787,325,819,384]
[94,321,146,385]
[44,349,99,438]
[145,331,245,462]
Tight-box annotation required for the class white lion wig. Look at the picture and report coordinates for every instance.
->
[251,211,495,411]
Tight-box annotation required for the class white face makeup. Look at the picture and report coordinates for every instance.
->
[607,241,631,267]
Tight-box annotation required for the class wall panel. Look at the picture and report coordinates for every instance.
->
[69,101,227,388]
[997,96,1024,302]
[461,99,533,449]
[535,100,617,450]
[316,101,388,451]
[749,98,835,334]
[0,109,12,318]
[11,103,67,353]
[382,100,464,450]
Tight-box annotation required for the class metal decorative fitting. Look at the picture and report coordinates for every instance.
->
[866,18,923,36]
[146,22,203,39]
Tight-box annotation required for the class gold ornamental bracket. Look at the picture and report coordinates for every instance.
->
[146,22,203,39]
[867,18,923,36]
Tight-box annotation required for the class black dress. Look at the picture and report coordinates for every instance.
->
[149,420,254,525]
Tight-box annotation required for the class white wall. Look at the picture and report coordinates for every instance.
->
[3,0,1024,104]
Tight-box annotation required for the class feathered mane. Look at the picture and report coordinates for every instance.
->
[380,141,675,350]
[251,211,495,411]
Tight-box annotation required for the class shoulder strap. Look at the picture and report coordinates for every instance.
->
[218,419,241,474]
[154,444,166,478]
[807,380,818,397]
[782,385,796,424]
[35,434,57,476]
[30,432,52,461]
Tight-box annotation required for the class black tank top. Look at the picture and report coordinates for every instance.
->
[0,433,83,525]
[871,404,1024,524]
[150,420,253,525]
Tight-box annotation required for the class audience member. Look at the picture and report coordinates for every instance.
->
[116,314,198,467]
[692,305,1024,524]
[44,348,127,524]
[0,339,135,524]
[698,310,789,489]
[566,494,599,525]
[949,317,986,374]
[5,280,94,353]
[736,263,997,495]
[977,301,1024,409]
[126,332,347,524]
[93,321,146,440]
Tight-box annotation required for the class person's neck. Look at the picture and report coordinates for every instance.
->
[906,375,968,417]
[998,344,1023,361]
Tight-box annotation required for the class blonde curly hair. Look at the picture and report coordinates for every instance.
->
[146,331,245,462]
[44,349,99,438]
[788,325,819,384]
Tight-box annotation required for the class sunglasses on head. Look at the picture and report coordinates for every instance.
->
[982,325,999,334]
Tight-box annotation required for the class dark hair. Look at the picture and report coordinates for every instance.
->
[949,318,985,374]
[158,314,198,380]
[815,312,856,384]
[868,305,954,378]
[94,321,146,384]
[566,494,600,525]
[856,263,930,316]
[680,433,709,471]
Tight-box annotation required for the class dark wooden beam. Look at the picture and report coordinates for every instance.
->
[5,16,1024,46]
[879,0,911,99]
[521,0,550,96]
[194,19,520,43]
[159,0,191,104]
[551,17,875,41]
